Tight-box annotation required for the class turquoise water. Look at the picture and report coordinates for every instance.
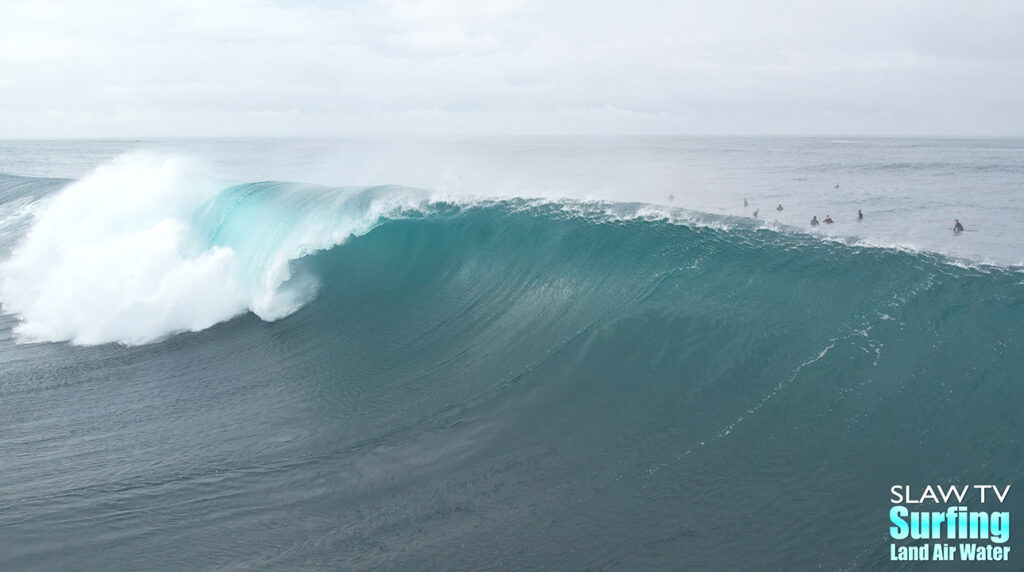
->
[0,138,1021,569]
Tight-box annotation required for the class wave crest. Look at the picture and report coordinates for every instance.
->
[2,153,1019,347]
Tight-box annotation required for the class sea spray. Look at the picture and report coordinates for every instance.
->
[0,154,249,344]
[0,155,448,344]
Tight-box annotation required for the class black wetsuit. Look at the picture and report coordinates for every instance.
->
[810,218,819,226]
[953,222,964,233]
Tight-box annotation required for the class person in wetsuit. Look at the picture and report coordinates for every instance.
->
[857,209,863,220]
[752,209,759,218]
[776,204,783,211]
[953,219,964,233]
[810,216,819,226]
[744,198,749,207]
[824,215,834,224]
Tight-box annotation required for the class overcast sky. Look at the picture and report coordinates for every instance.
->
[1,0,1022,137]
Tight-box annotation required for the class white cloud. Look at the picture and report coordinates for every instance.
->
[0,0,1021,136]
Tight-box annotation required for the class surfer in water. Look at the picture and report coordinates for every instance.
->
[810,216,819,226]
[744,198,749,207]
[857,209,863,220]
[824,215,834,224]
[776,204,783,211]
[752,209,759,218]
[953,219,964,233]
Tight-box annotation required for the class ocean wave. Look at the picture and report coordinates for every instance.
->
[0,154,1020,346]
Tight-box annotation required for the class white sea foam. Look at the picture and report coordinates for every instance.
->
[0,153,448,345]
[0,155,249,345]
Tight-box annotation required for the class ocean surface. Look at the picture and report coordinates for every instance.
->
[0,137,1021,570]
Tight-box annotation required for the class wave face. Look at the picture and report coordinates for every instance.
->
[1,156,1023,569]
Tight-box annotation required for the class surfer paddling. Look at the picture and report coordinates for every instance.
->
[953,219,964,233]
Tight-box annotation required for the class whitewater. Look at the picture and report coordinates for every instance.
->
[0,137,1021,570]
